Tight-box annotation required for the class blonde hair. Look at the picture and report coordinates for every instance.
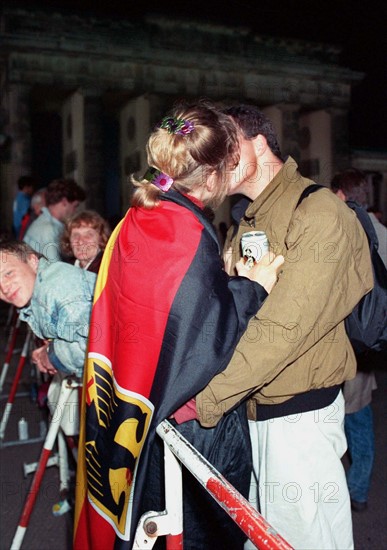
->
[131,101,240,209]
[61,210,111,257]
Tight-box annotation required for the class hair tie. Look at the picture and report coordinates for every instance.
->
[143,167,174,192]
[158,116,195,136]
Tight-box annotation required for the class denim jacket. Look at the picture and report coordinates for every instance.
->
[19,258,96,376]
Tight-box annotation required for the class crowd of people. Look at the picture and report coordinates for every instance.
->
[0,100,386,550]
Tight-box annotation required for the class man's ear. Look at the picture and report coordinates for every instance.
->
[252,134,268,157]
[27,254,40,273]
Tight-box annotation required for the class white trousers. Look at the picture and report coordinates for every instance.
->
[245,391,353,550]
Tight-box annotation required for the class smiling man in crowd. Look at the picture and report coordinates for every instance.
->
[0,240,95,376]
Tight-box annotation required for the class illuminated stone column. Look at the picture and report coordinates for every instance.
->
[62,90,85,186]
[299,109,332,184]
[62,89,105,212]
[120,95,150,213]
[330,107,350,172]
[277,104,301,162]
[84,91,105,213]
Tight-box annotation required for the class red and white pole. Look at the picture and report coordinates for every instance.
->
[0,329,31,440]
[0,313,21,394]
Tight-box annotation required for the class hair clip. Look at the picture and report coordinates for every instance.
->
[143,167,174,192]
[158,116,195,136]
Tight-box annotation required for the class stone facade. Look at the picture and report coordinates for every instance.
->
[1,6,385,233]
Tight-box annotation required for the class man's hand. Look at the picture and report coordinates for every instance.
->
[236,252,285,293]
[31,342,57,375]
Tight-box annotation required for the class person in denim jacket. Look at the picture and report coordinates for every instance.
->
[0,240,96,377]
[23,178,86,263]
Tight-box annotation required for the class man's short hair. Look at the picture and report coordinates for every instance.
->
[0,239,42,263]
[17,175,37,191]
[223,104,283,159]
[45,179,86,207]
[331,168,369,207]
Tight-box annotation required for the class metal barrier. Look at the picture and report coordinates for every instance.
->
[10,375,82,550]
[134,419,293,550]
[0,328,32,441]
[0,318,49,447]
[0,310,21,393]
[7,380,293,549]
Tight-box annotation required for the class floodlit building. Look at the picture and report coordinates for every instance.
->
[1,6,386,232]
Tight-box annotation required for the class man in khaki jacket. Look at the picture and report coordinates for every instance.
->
[196,105,373,550]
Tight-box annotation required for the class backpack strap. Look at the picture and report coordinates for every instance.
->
[346,200,380,250]
[296,184,325,208]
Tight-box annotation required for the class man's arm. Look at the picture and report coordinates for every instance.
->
[48,297,92,376]
[197,209,373,426]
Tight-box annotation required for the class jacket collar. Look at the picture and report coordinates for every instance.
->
[41,207,63,227]
[231,197,251,225]
[18,257,51,319]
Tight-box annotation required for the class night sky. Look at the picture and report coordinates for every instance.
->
[7,0,387,151]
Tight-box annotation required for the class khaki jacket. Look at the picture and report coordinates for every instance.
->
[197,157,373,426]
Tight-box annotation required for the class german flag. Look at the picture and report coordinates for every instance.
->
[74,191,265,549]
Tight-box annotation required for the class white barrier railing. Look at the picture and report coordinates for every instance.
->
[134,419,294,550]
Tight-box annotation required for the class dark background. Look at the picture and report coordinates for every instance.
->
[9,0,387,151]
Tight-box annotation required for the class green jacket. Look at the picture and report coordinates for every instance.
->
[197,157,373,426]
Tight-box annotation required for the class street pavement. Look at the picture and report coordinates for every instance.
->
[0,305,386,550]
